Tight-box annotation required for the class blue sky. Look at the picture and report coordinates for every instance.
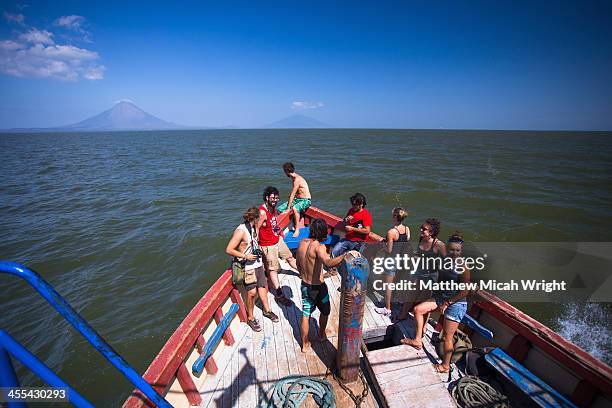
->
[1,1,611,130]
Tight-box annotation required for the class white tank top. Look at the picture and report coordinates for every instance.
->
[237,223,263,270]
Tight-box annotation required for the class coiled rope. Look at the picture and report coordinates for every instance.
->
[260,375,336,408]
[452,375,510,408]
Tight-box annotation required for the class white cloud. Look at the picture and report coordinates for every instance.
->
[0,43,106,81]
[54,15,91,42]
[19,29,54,45]
[291,101,325,110]
[0,14,104,81]
[3,11,25,25]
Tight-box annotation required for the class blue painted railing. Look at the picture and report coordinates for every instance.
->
[0,330,93,407]
[192,303,238,376]
[461,313,494,340]
[0,261,173,408]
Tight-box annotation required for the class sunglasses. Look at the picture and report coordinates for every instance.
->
[420,226,430,232]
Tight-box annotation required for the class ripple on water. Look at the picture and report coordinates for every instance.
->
[1,130,611,406]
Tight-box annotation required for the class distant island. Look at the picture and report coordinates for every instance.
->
[264,114,331,129]
[60,101,182,131]
[0,103,333,132]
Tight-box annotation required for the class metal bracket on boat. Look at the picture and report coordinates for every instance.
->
[192,303,239,377]
[0,261,173,408]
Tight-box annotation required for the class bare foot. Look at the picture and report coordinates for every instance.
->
[301,342,311,353]
[400,338,422,350]
[292,229,300,238]
[434,364,450,373]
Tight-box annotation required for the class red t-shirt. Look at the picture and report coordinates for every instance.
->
[345,208,372,241]
[259,204,282,246]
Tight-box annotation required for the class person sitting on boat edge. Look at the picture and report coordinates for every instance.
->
[395,217,446,322]
[401,232,470,374]
[226,207,279,332]
[258,186,298,306]
[277,162,312,238]
[375,207,412,317]
[330,192,373,262]
[296,218,345,353]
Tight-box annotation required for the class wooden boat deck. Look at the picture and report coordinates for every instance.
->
[193,267,458,408]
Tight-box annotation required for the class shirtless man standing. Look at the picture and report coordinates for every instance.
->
[296,218,345,352]
[278,162,312,238]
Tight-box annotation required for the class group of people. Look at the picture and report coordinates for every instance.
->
[226,163,471,372]
[374,213,471,374]
[225,163,312,333]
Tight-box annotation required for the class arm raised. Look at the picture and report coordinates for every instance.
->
[317,243,345,268]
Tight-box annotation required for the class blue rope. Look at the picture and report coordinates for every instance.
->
[260,375,336,408]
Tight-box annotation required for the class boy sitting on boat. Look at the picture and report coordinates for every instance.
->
[296,218,345,352]
[277,162,312,238]
[327,193,373,280]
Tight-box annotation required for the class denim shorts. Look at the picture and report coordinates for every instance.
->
[435,298,467,323]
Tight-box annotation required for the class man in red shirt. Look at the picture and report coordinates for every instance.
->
[331,192,372,258]
[258,186,298,305]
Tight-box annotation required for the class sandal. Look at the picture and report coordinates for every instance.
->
[374,307,391,316]
[247,318,262,332]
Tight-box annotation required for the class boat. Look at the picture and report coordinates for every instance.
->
[2,205,611,407]
[120,206,611,408]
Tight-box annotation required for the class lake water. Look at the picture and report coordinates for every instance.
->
[1,129,611,406]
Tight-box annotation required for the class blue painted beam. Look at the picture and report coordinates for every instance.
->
[192,303,239,376]
[0,261,172,408]
[485,348,577,408]
[461,313,494,340]
[0,330,92,408]
[0,344,26,408]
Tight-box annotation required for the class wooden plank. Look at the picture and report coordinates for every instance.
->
[206,367,224,408]
[461,313,494,340]
[486,348,578,408]
[367,346,429,376]
[251,302,267,406]
[262,294,280,386]
[286,273,326,377]
[324,273,341,338]
[192,304,239,376]
[237,330,255,408]
[176,363,202,405]
[387,382,456,408]
[275,275,302,379]
[279,273,310,376]
[221,347,233,408]
[377,362,442,391]
[230,288,248,323]
[214,307,236,346]
[230,340,240,407]
[271,301,291,383]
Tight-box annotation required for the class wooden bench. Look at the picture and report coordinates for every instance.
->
[485,348,577,408]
